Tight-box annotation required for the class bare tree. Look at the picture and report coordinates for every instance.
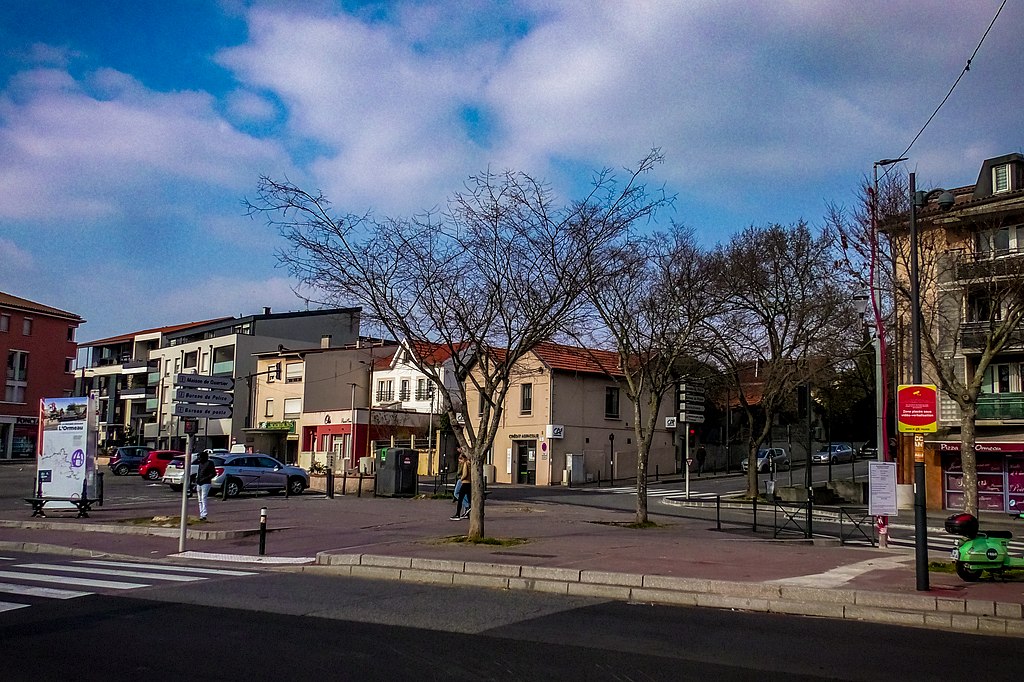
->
[583,226,713,523]
[707,222,859,498]
[245,151,668,539]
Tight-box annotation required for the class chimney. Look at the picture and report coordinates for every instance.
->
[320,335,332,349]
[263,307,271,315]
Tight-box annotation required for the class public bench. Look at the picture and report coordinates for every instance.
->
[24,497,99,519]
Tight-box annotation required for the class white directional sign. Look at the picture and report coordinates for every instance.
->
[173,403,232,419]
[174,388,233,405]
[679,412,705,424]
[174,373,234,390]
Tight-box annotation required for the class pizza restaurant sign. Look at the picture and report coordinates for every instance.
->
[938,442,1024,454]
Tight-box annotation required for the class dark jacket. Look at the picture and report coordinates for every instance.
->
[196,459,217,486]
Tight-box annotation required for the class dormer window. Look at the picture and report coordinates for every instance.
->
[994,164,1011,193]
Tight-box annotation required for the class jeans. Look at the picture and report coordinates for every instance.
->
[456,484,471,516]
[197,483,211,519]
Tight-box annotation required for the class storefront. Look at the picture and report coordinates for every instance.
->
[940,442,1024,513]
[0,416,38,459]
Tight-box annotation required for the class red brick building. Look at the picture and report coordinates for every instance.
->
[0,292,83,459]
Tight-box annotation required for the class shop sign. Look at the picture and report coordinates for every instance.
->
[259,420,296,433]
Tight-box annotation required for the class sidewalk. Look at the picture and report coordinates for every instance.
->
[1,487,1022,637]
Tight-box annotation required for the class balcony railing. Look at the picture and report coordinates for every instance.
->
[954,249,1024,280]
[960,321,1024,351]
[977,393,1024,420]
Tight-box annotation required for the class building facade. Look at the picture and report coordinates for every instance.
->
[896,153,1024,511]
[0,292,83,459]
[464,342,677,485]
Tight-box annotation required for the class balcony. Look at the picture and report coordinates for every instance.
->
[954,249,1024,281]
[977,393,1024,421]
[960,321,1024,351]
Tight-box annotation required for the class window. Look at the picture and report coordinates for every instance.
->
[605,386,620,419]
[285,362,303,383]
[0,314,8,332]
[22,318,32,336]
[264,398,274,417]
[212,346,234,375]
[977,227,1013,257]
[520,382,533,414]
[376,379,394,402]
[5,350,27,403]
[283,397,301,417]
[183,351,198,369]
[994,164,1011,193]
[416,378,435,401]
[65,358,74,373]
[399,378,411,401]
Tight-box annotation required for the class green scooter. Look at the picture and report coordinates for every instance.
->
[944,512,1024,582]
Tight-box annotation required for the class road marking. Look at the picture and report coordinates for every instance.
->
[0,569,148,590]
[0,582,91,599]
[0,601,28,613]
[768,555,914,588]
[74,560,257,576]
[17,563,204,582]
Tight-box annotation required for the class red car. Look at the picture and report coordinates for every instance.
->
[138,450,185,480]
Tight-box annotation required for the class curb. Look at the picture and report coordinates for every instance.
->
[307,552,1024,638]
[0,519,262,540]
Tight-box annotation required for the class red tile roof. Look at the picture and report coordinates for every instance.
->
[0,291,82,321]
[80,317,234,346]
[532,342,623,377]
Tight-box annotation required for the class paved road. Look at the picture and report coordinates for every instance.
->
[0,564,1018,681]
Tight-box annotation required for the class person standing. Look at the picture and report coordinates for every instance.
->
[450,453,471,521]
[696,445,707,477]
[195,450,217,521]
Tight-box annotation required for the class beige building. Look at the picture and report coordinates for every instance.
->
[465,342,677,485]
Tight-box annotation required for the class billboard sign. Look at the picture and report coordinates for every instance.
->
[37,396,97,507]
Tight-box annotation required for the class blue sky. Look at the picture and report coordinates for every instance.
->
[1,0,1021,343]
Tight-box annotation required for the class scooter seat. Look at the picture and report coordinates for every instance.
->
[981,530,1013,539]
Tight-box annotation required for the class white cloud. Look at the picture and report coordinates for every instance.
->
[0,238,34,270]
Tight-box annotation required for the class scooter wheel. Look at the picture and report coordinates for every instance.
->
[955,561,983,582]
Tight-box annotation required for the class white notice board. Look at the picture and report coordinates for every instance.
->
[868,461,898,516]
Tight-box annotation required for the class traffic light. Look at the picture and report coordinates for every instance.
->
[688,427,697,449]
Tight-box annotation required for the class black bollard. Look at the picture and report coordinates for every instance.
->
[342,470,348,496]
[327,468,334,498]
[358,473,363,498]
[96,472,104,506]
[258,507,268,555]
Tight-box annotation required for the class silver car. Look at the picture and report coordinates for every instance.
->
[740,447,791,473]
[211,454,309,497]
[811,443,856,464]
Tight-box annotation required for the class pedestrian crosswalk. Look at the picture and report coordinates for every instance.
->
[0,557,257,614]
[575,485,742,500]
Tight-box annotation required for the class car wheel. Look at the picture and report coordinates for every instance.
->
[225,478,242,498]
[955,562,983,582]
[288,477,306,495]
[145,469,160,481]
[114,463,129,476]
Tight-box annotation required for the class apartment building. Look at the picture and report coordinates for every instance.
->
[0,291,83,459]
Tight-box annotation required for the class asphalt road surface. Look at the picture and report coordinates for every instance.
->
[0,553,1017,681]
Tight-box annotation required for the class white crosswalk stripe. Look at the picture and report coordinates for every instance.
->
[0,559,258,615]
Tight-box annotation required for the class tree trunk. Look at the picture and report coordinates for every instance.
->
[467,456,484,540]
[959,404,978,517]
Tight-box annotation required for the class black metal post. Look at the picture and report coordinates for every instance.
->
[97,472,104,506]
[752,496,758,533]
[258,506,267,556]
[910,171,930,591]
[327,468,334,498]
[716,494,721,531]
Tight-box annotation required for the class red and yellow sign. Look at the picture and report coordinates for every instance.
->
[897,384,938,433]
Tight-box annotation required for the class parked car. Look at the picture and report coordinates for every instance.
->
[857,439,878,459]
[211,454,309,497]
[740,447,791,473]
[138,450,185,480]
[162,454,224,492]
[811,443,856,465]
[108,446,154,476]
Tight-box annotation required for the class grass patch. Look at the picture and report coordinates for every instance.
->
[441,535,528,547]
[928,561,955,574]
